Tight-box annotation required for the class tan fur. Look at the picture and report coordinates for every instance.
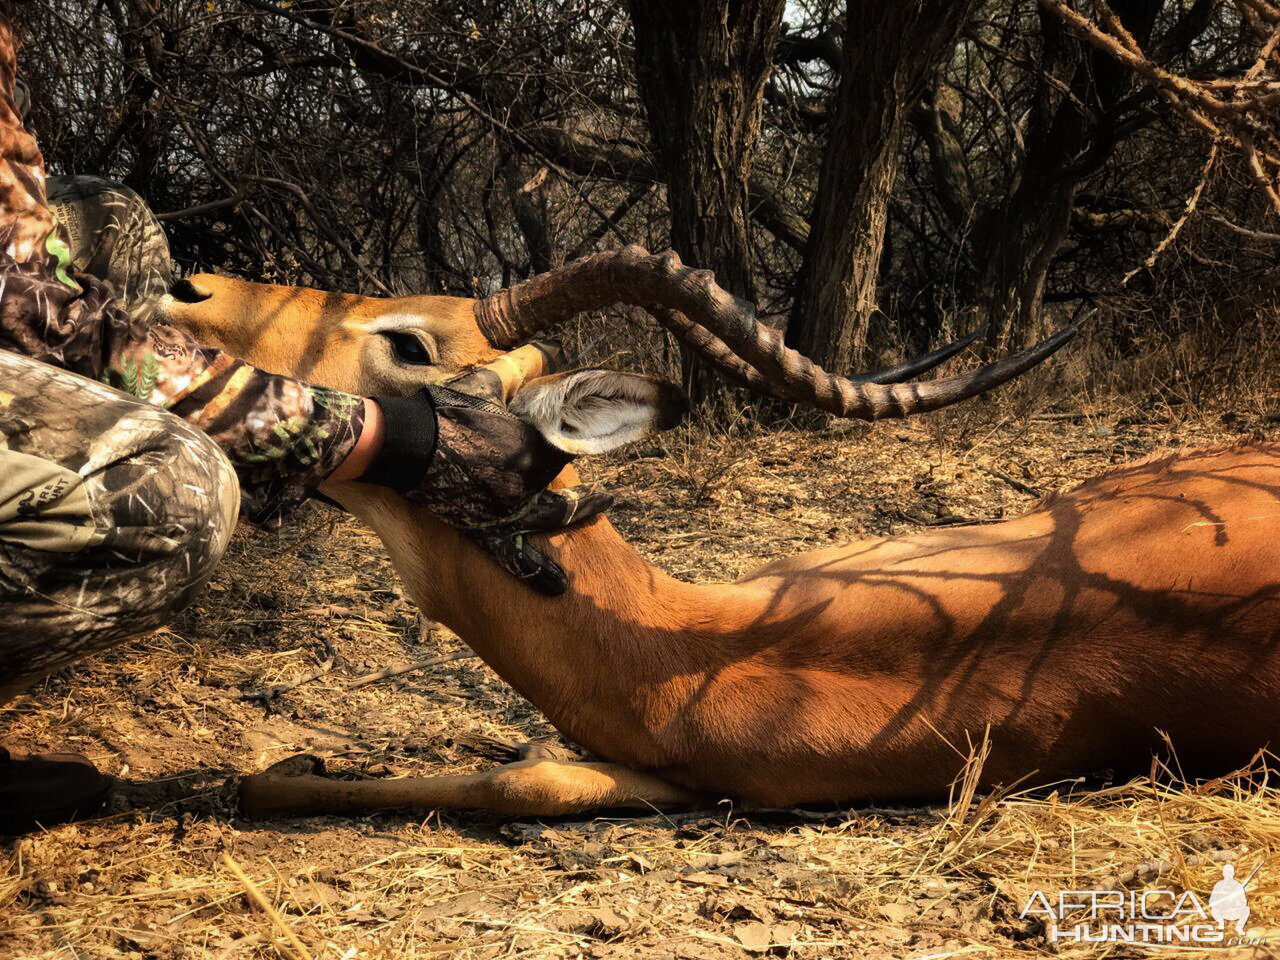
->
[159,274,495,395]
[323,443,1280,807]
[239,755,705,818]
[176,280,1280,814]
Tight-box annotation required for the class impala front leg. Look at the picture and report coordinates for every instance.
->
[237,755,706,819]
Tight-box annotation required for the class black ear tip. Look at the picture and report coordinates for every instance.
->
[169,277,212,304]
[671,383,692,412]
[657,381,690,429]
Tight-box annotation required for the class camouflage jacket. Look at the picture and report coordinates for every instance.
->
[0,24,365,525]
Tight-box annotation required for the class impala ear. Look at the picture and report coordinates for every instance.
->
[509,370,688,455]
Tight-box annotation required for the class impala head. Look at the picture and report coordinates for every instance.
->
[161,274,498,396]
[162,246,1078,421]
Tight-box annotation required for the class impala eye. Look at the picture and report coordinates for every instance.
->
[383,331,434,366]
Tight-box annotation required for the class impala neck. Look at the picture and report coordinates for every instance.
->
[324,476,760,766]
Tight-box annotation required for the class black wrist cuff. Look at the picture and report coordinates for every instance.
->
[358,391,440,493]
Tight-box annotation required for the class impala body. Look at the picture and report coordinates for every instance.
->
[329,444,1280,807]
[159,248,1280,817]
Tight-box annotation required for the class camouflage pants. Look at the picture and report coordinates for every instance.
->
[0,351,239,701]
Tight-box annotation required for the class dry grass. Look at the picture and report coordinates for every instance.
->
[3,399,1280,959]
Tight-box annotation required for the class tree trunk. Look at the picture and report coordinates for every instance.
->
[628,0,786,401]
[974,1,1161,348]
[502,157,553,277]
[117,0,170,198]
[786,0,981,373]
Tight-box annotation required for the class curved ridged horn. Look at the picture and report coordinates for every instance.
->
[475,246,1075,420]
[635,310,987,401]
[854,328,984,384]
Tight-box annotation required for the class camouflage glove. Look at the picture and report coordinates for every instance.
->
[359,384,610,596]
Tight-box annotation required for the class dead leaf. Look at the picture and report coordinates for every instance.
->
[678,871,731,887]
[734,921,773,953]
[772,920,801,943]
[417,891,487,922]
[879,901,914,925]
[583,906,629,938]
[686,850,746,870]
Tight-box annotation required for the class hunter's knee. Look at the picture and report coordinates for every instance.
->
[0,397,241,696]
[90,405,240,609]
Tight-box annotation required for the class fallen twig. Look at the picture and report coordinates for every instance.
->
[347,648,477,688]
[981,466,1043,498]
[156,178,250,221]
[1030,411,1089,422]
[922,514,982,527]
[241,640,336,709]
[1209,212,1280,243]
[1103,848,1244,890]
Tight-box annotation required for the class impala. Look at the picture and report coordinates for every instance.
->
[160,247,1280,818]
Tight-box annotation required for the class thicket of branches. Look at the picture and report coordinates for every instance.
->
[17,0,1280,403]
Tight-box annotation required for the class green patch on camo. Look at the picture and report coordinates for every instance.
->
[116,353,160,402]
[44,231,79,290]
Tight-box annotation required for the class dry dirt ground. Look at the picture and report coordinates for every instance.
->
[3,399,1280,959]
